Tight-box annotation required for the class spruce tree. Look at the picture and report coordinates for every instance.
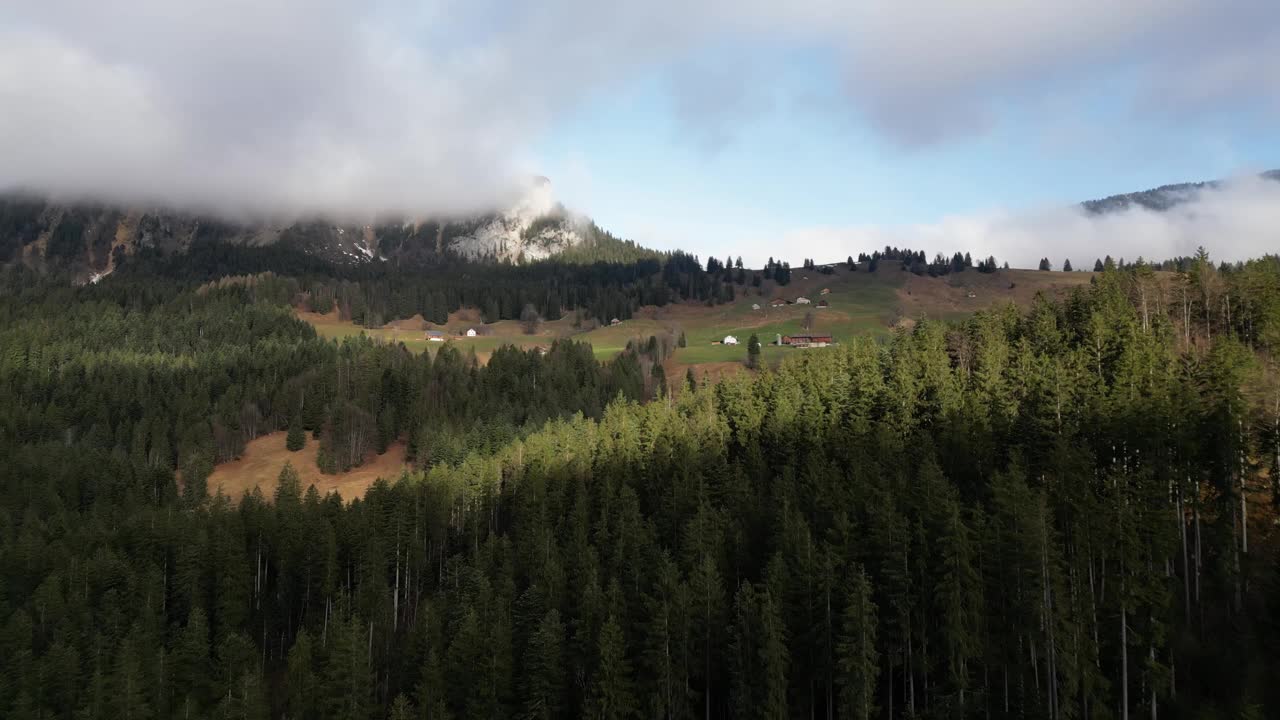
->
[747,334,761,369]
[837,566,878,720]
[588,615,635,719]
[286,416,306,451]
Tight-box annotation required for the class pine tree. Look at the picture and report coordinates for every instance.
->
[1063,258,1074,272]
[836,565,878,720]
[588,615,635,719]
[172,607,212,714]
[522,609,565,720]
[287,416,306,451]
[747,334,761,369]
[1094,258,1105,272]
[285,628,317,720]
[651,363,668,399]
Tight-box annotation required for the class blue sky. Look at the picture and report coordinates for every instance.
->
[534,47,1279,265]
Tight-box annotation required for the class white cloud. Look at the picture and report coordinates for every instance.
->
[769,175,1280,269]
[0,0,1276,218]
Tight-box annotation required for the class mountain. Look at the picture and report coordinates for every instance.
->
[0,176,597,282]
[1080,168,1280,215]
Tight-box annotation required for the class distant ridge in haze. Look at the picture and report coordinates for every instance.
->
[1080,169,1280,215]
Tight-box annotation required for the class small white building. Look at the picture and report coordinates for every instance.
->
[723,335,739,345]
[426,330,445,342]
[751,303,761,310]
[795,296,812,305]
[465,328,477,337]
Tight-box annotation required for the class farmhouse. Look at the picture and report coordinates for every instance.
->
[820,288,831,295]
[465,328,477,337]
[426,330,445,342]
[751,303,761,310]
[770,298,788,307]
[723,335,739,345]
[610,317,622,326]
[817,299,830,308]
[781,334,833,348]
[795,296,812,305]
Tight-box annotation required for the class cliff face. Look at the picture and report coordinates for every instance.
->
[0,177,587,281]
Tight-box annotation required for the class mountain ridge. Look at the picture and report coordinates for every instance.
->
[0,177,603,282]
[1080,169,1280,215]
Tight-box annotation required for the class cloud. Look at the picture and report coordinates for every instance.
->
[0,0,1276,218]
[770,174,1280,269]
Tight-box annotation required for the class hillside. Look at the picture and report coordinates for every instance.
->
[1081,168,1280,214]
[295,264,1098,376]
[0,176,619,280]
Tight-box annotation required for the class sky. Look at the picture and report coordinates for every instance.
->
[2,1,1278,267]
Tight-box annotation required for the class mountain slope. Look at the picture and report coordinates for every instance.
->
[0,176,596,280]
[1080,169,1280,214]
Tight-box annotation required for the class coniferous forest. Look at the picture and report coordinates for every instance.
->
[3,252,1280,720]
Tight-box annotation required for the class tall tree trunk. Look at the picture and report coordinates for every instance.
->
[1120,597,1128,720]
[1149,644,1156,720]
[1178,482,1190,626]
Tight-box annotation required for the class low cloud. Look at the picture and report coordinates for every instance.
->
[0,1,1276,219]
[774,174,1280,269]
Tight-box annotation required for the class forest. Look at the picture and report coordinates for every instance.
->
[120,242,735,327]
[2,251,1280,719]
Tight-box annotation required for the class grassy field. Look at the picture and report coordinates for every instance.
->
[207,431,410,501]
[299,310,576,362]
[296,266,1097,370]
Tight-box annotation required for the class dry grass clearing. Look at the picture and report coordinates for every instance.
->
[208,431,410,502]
[897,268,1096,320]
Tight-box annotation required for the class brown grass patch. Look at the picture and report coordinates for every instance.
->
[207,431,410,502]
[896,269,1095,319]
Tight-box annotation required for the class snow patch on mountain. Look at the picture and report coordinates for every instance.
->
[449,177,586,262]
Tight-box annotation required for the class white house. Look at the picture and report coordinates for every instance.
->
[465,328,477,337]
[795,296,812,305]
[723,335,739,345]
[751,303,761,310]
[426,330,445,342]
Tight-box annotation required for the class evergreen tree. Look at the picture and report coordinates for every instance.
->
[588,616,635,720]
[747,334,761,369]
[287,415,306,451]
[1063,258,1074,272]
[522,609,565,720]
[836,566,878,720]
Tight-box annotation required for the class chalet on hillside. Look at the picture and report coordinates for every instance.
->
[751,303,761,310]
[723,335,739,345]
[610,318,622,326]
[770,298,788,307]
[465,328,477,337]
[795,296,812,305]
[426,330,445,342]
[781,334,833,348]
